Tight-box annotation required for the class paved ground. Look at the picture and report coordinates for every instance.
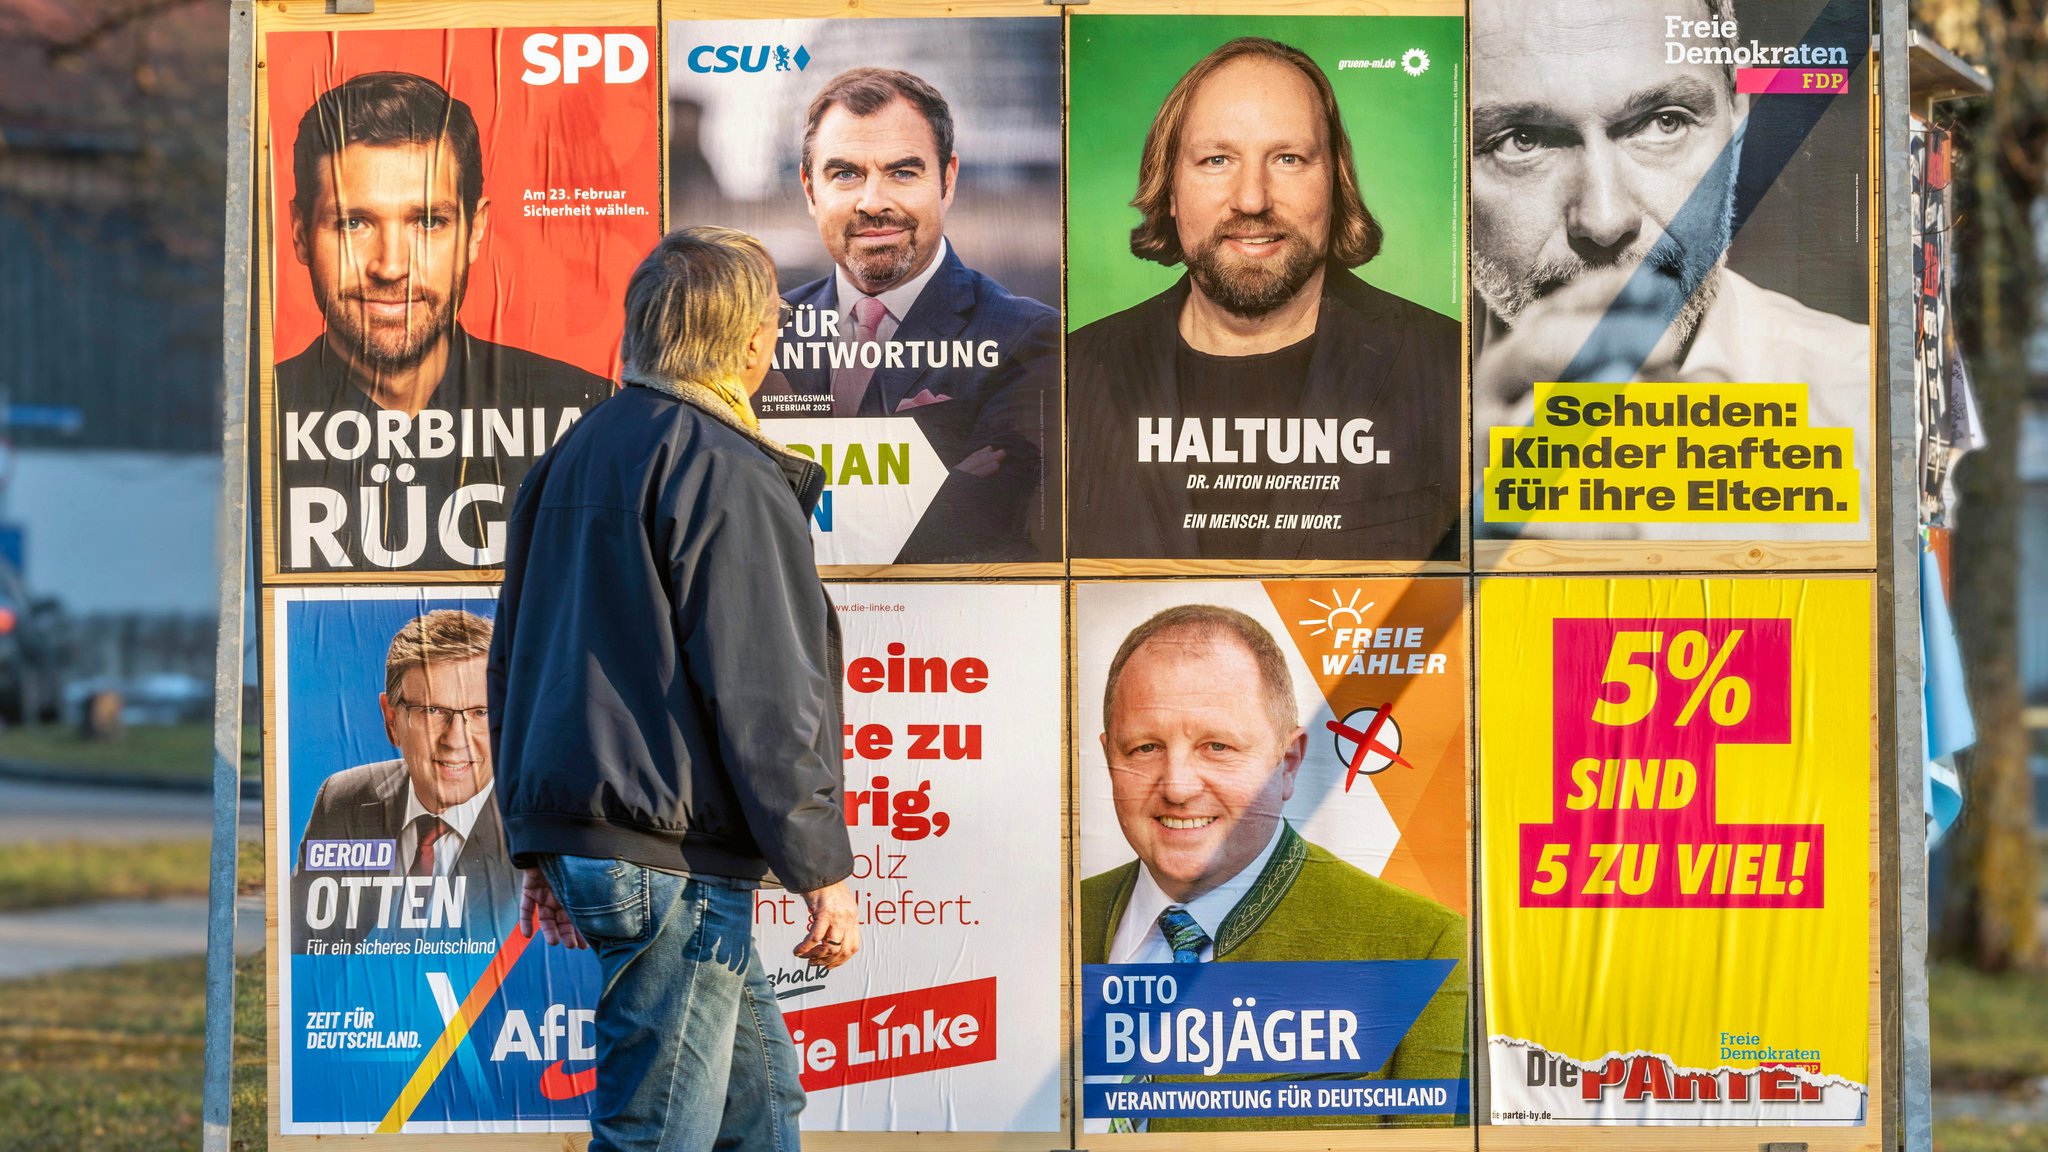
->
[0,776,260,844]
[0,893,264,980]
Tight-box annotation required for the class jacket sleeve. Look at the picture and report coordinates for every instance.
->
[667,448,853,893]
[1387,914,1469,1086]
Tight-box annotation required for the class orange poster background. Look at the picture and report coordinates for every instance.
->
[264,26,663,381]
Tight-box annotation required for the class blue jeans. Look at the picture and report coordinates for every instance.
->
[539,855,804,1152]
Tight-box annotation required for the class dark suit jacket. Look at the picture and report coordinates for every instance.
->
[762,246,1060,563]
[1067,265,1461,561]
[290,758,516,952]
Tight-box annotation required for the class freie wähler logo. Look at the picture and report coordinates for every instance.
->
[684,44,811,73]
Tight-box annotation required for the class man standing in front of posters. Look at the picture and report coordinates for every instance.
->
[492,227,858,1150]
[765,67,1059,563]
[1079,605,1466,1133]
[290,609,515,952]
[278,71,612,573]
[1067,38,1460,562]
[1468,0,1869,539]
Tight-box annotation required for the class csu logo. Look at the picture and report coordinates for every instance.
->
[686,44,812,74]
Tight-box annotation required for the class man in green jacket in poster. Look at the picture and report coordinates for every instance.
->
[1079,603,1466,1132]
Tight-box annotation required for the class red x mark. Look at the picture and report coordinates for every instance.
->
[1326,705,1413,793]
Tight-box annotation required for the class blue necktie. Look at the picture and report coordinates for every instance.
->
[1158,905,1210,963]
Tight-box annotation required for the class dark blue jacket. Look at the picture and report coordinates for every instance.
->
[487,384,854,893]
[760,245,1060,562]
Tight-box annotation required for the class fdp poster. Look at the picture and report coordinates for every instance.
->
[1469,0,1873,563]
[1075,579,1469,1133]
[756,583,1063,1131]
[260,10,661,576]
[669,17,1063,567]
[1478,578,1871,1124]
[1065,16,1466,566]
[271,586,600,1134]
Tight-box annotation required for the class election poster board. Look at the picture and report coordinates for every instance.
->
[1065,14,1468,575]
[1073,578,1470,1139]
[760,583,1064,1136]
[267,585,603,1135]
[1476,578,1875,1130]
[255,0,662,581]
[1469,0,1876,572]
[669,14,1064,574]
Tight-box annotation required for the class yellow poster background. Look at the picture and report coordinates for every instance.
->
[1479,577,1871,1115]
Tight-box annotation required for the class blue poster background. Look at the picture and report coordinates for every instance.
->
[281,591,601,1131]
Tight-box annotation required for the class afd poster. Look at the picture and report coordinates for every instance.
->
[1066,16,1465,565]
[1470,0,1873,555]
[1478,578,1871,1124]
[668,18,1062,566]
[754,583,1062,1131]
[272,586,600,1134]
[260,10,660,576]
[1074,579,1469,1133]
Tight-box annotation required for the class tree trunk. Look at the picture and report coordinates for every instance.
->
[1917,0,2042,971]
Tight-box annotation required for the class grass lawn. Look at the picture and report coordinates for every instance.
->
[1931,962,2048,1090]
[0,838,262,912]
[0,952,265,1152]
[0,721,259,785]
[1939,1117,2048,1152]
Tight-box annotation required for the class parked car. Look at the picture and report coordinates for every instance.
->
[0,558,63,725]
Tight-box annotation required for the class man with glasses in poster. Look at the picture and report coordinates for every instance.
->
[290,608,515,951]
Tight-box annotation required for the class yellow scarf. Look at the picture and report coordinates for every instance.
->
[697,374,759,432]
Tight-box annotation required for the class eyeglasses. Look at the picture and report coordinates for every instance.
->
[773,301,795,331]
[394,700,489,727]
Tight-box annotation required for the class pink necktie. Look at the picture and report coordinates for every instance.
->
[831,295,889,417]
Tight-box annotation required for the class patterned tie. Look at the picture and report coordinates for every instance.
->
[1157,905,1210,962]
[409,815,449,878]
[1108,905,1214,1133]
[831,295,889,416]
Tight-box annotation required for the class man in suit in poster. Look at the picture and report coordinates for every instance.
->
[762,67,1060,563]
[290,609,516,952]
[276,71,613,573]
[1079,604,1466,1132]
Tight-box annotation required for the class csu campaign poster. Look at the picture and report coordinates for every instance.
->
[259,10,660,576]
[1478,578,1871,1124]
[1469,0,1873,555]
[1074,579,1469,1133]
[668,18,1063,567]
[272,586,600,1135]
[758,583,1063,1131]
[1065,16,1465,565]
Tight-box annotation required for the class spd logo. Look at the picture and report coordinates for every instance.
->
[685,44,812,74]
[520,33,650,85]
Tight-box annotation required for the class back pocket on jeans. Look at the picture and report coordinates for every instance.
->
[541,855,648,943]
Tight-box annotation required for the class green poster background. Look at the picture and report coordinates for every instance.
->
[1066,15,1464,330]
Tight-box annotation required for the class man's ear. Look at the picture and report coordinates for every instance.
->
[940,153,959,209]
[379,692,401,748]
[290,204,311,267]
[1277,727,1307,804]
[800,166,818,220]
[744,316,776,373]
[467,197,491,266]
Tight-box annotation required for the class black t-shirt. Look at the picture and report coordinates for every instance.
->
[272,330,613,574]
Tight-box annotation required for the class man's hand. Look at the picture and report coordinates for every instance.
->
[520,867,587,949]
[792,880,860,969]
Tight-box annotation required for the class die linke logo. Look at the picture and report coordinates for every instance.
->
[782,978,997,1091]
[685,43,812,74]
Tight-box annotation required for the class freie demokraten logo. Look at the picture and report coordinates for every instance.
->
[685,43,811,74]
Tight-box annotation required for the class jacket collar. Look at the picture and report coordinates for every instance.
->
[1101,821,1309,962]
[627,380,827,515]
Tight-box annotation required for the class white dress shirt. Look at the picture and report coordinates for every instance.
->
[399,780,494,878]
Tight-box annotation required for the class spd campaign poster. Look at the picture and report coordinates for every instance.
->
[1066,16,1465,566]
[669,18,1063,567]
[1470,0,1874,561]
[271,586,600,1134]
[1478,578,1872,1124]
[752,583,1061,1130]
[1075,579,1469,1133]
[259,6,661,577]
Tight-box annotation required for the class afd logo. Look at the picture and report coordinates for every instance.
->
[686,44,812,74]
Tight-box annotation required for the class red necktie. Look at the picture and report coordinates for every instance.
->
[409,815,449,877]
[831,295,889,416]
